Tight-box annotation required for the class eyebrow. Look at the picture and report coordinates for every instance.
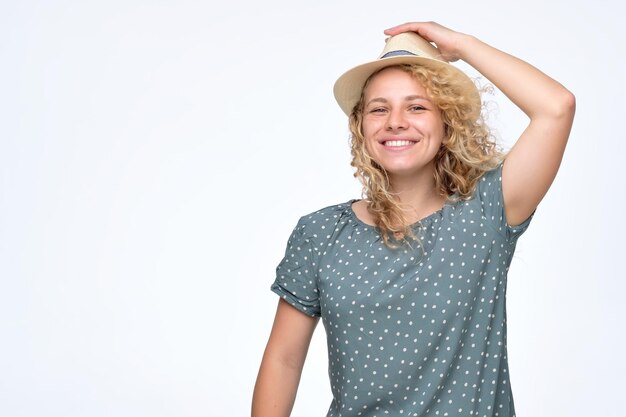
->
[365,95,432,107]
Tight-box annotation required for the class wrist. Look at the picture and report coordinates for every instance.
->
[455,34,480,62]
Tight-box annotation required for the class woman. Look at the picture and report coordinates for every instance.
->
[252,21,575,417]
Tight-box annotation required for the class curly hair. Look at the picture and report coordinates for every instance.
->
[349,63,505,247]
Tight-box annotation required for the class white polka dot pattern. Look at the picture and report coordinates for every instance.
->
[271,162,534,417]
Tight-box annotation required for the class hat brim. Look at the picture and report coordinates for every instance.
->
[333,55,480,116]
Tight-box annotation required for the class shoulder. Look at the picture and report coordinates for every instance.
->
[473,161,505,197]
[479,161,504,181]
[286,200,358,253]
[350,199,375,226]
[295,200,355,234]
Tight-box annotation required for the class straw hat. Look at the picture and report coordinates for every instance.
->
[333,32,480,116]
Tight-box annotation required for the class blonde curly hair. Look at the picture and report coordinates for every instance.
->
[349,63,505,247]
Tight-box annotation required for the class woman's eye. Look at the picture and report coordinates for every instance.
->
[369,108,387,113]
[410,105,426,111]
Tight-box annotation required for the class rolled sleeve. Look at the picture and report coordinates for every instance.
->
[271,219,321,317]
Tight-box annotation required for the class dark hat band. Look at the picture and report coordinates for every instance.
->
[380,50,418,59]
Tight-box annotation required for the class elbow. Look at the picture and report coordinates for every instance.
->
[529,88,576,121]
[561,89,576,117]
[553,89,576,120]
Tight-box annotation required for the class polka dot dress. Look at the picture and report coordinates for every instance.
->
[271,162,535,417]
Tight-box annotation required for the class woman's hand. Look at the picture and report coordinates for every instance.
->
[384,21,469,62]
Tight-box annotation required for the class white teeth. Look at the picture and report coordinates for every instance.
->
[384,140,416,147]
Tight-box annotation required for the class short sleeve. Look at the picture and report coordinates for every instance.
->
[270,219,321,317]
[477,161,536,242]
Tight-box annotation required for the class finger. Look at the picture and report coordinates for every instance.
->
[383,22,424,36]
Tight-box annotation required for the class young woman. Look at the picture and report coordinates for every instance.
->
[252,21,575,417]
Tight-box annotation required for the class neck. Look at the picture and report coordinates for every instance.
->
[387,165,447,222]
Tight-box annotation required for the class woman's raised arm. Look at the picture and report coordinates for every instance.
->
[385,22,576,226]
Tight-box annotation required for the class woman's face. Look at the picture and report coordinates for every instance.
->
[361,67,445,179]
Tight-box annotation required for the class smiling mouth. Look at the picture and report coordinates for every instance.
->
[382,139,420,147]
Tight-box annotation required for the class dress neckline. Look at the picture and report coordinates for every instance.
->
[347,198,451,229]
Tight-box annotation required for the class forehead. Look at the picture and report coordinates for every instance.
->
[363,66,427,98]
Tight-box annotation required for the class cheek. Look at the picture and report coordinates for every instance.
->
[419,117,446,141]
[361,117,381,143]
[361,117,373,138]
[362,126,379,157]
[362,136,374,158]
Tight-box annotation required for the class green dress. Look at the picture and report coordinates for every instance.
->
[272,162,534,417]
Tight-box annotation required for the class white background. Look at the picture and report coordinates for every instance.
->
[1,1,624,416]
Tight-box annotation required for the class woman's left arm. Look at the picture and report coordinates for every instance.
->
[386,22,576,226]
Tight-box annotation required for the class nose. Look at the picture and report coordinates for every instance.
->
[385,109,408,131]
